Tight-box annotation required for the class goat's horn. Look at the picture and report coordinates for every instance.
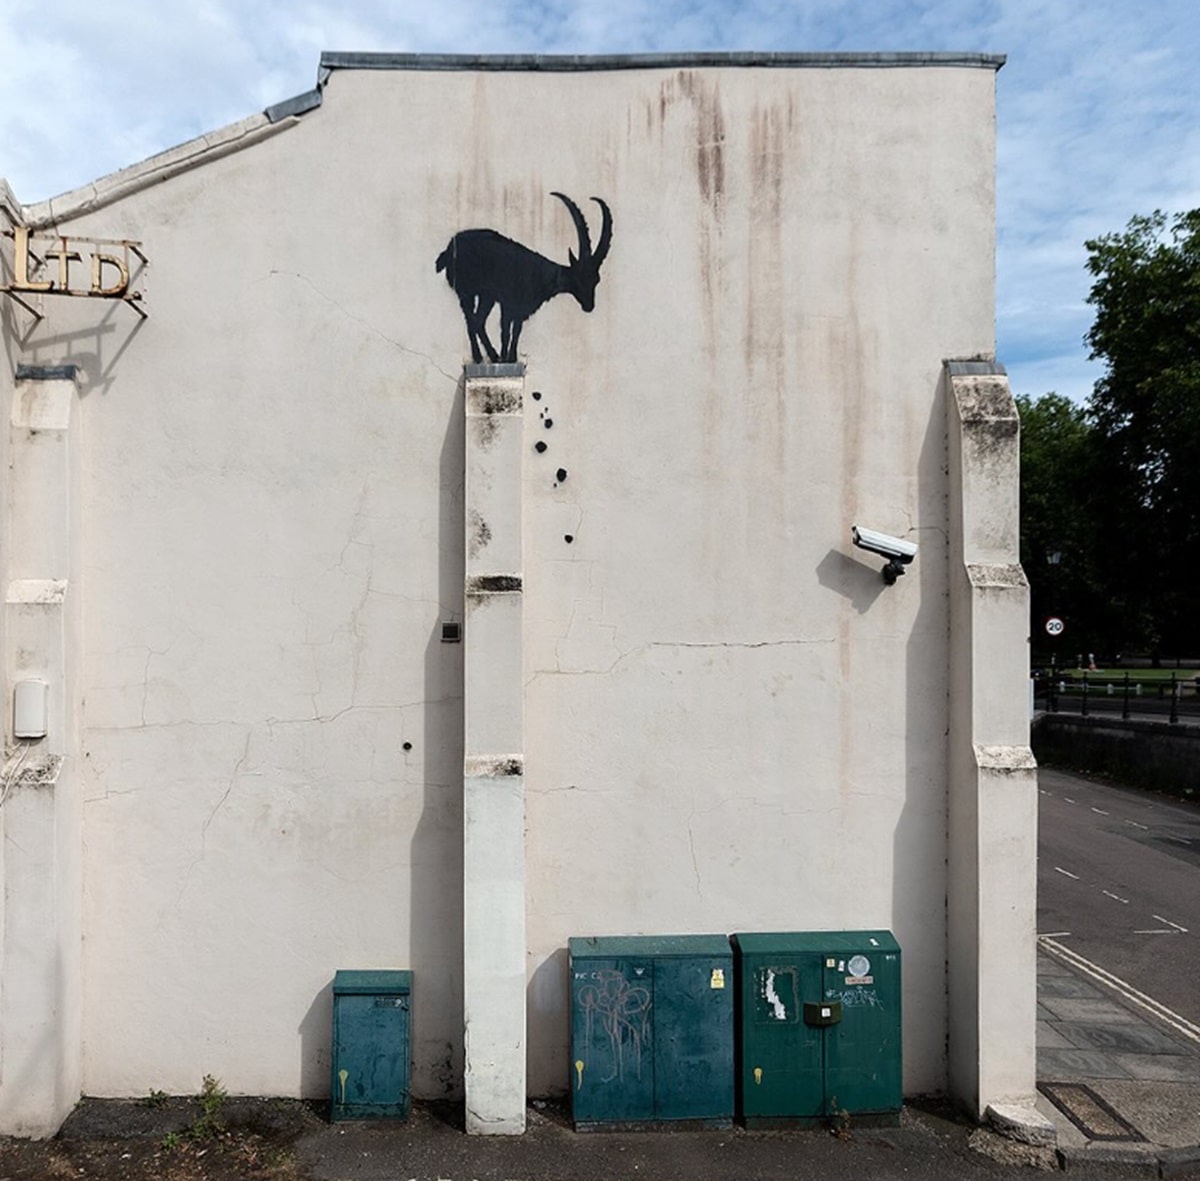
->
[551,192,593,263]
[589,197,612,270]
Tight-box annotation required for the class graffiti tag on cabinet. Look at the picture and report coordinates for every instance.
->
[825,986,883,1009]
[435,192,612,363]
[577,969,651,1083]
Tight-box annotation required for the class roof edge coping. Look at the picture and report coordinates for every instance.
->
[319,50,1006,72]
[22,110,302,230]
[265,88,323,123]
[15,48,1004,227]
[0,178,22,224]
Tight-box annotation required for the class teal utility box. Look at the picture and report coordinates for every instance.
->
[330,970,412,1121]
[569,935,734,1128]
[732,931,901,1127]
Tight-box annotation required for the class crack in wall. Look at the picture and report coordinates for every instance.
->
[173,726,255,909]
[527,634,837,685]
[264,270,458,382]
[85,695,461,735]
[686,791,702,897]
[202,731,253,836]
[136,641,176,726]
[650,638,835,650]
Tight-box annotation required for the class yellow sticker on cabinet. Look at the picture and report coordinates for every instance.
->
[711,968,726,989]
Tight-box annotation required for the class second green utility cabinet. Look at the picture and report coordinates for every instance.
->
[330,970,412,1121]
[732,931,901,1126]
[569,935,734,1128]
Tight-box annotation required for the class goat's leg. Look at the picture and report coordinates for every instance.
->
[507,317,525,363]
[474,297,500,363]
[499,312,515,363]
[459,294,484,363]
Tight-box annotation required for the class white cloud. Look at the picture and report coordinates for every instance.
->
[2,0,1198,404]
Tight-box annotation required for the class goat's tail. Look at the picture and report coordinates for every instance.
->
[435,243,454,284]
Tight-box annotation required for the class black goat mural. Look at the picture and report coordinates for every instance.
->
[436,192,613,363]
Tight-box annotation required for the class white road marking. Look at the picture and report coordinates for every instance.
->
[1064,797,1076,804]
[1091,807,1109,815]
[1153,915,1189,932]
[1040,937,1200,1046]
[1055,866,1080,879]
[1135,929,1179,935]
[1124,820,1149,830]
[1039,931,1072,938]
[1164,835,1193,845]
[1102,890,1129,904]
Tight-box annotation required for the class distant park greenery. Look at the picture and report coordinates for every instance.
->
[1020,208,1200,661]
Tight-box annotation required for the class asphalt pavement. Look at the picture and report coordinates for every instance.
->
[284,942,1200,1179]
[290,767,1200,1178]
[278,951,1200,1178]
[1037,768,1199,1029]
[1033,767,1200,1173]
[39,952,1200,1179]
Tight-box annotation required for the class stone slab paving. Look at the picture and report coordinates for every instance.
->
[1036,946,1200,1169]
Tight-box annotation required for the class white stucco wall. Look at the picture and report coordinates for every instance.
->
[1,57,1010,1108]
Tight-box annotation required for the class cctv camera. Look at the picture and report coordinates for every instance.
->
[851,525,918,585]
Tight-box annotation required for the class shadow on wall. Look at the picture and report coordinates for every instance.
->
[9,298,143,400]
[297,987,332,1098]
[815,548,889,615]
[895,370,954,1094]
[527,947,570,1099]
[412,376,466,1098]
[295,381,467,1102]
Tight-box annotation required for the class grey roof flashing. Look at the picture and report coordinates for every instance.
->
[947,360,1008,377]
[264,88,323,123]
[319,50,1006,74]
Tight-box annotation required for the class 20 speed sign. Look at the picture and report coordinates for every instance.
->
[1045,617,1064,637]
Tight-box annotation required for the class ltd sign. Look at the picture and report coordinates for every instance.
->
[3,226,146,318]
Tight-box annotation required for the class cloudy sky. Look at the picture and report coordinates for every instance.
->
[3,0,1198,404]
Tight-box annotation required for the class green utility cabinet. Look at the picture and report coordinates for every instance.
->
[732,931,901,1126]
[330,970,412,1121]
[569,935,734,1128]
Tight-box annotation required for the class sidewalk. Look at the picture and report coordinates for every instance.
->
[1035,944,1200,1174]
[290,945,1200,1178]
[7,948,1200,1180]
[286,947,1200,1179]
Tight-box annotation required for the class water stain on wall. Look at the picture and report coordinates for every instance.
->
[467,508,492,559]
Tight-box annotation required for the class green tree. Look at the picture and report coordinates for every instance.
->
[1017,393,1106,661]
[1084,209,1200,655]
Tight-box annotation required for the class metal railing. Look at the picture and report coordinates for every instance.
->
[1033,670,1200,724]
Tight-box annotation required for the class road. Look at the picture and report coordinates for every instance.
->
[1037,767,1200,1029]
[1037,694,1200,724]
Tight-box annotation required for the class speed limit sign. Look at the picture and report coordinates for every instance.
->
[1045,617,1064,637]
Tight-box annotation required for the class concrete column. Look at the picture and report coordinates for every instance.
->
[462,364,526,1134]
[945,361,1043,1131]
[0,368,83,1137]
